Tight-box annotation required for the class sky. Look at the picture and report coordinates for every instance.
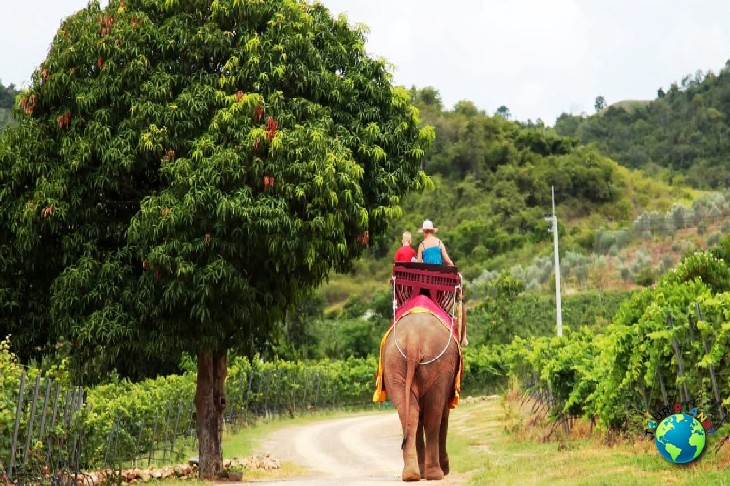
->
[2,0,730,124]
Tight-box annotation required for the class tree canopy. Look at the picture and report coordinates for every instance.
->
[555,62,730,188]
[0,0,431,371]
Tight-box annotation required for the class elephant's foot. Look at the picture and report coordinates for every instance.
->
[419,462,425,479]
[402,466,421,481]
[425,465,444,481]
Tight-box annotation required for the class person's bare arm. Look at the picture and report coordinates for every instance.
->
[440,242,454,266]
[417,242,424,262]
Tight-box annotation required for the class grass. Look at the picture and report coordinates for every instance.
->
[448,394,730,485]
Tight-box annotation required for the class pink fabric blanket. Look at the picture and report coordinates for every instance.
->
[395,294,454,334]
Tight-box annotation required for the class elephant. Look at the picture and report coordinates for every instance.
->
[381,311,461,481]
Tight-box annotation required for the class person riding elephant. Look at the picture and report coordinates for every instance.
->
[416,220,453,266]
[379,310,461,481]
[394,231,417,262]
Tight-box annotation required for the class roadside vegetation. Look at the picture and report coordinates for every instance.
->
[450,395,730,485]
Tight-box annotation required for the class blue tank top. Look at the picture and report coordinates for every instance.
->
[421,244,442,265]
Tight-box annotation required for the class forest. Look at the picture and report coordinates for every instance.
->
[555,61,730,188]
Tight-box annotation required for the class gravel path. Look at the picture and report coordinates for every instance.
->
[251,411,466,485]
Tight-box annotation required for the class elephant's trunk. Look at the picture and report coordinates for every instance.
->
[401,353,418,449]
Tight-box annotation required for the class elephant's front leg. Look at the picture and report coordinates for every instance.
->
[439,407,450,476]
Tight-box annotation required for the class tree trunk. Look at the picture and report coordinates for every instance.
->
[195,349,227,479]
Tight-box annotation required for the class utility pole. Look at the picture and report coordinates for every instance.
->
[545,186,563,336]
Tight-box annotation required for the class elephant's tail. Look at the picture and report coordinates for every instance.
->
[401,354,418,450]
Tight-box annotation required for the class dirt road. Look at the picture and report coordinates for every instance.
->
[254,411,466,485]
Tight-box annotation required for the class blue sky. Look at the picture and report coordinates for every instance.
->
[2,0,730,124]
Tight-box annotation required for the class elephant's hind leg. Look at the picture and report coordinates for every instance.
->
[417,418,426,479]
[400,425,421,479]
[401,429,421,480]
[422,403,445,480]
[398,391,421,481]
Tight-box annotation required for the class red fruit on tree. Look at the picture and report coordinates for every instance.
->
[357,231,369,246]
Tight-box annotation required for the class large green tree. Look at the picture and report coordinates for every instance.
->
[0,0,431,477]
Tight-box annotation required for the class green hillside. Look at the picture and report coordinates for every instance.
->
[555,60,730,188]
[318,88,711,314]
[606,99,651,112]
[303,86,730,369]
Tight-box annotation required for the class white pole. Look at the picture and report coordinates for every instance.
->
[551,186,563,336]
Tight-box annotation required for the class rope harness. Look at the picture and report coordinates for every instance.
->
[393,316,454,365]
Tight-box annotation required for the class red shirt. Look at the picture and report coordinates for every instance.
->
[394,245,417,262]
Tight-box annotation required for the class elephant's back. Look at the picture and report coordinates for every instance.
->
[383,312,459,367]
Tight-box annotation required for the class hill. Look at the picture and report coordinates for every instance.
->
[554,61,730,188]
[317,88,712,314]
[605,99,651,112]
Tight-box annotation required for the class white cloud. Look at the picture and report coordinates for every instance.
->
[0,0,99,87]
[323,0,596,121]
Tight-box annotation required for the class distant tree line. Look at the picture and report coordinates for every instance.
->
[0,80,18,132]
[555,60,730,188]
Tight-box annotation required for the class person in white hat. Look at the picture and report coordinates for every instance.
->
[417,219,454,266]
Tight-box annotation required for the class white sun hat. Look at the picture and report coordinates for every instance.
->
[418,219,438,233]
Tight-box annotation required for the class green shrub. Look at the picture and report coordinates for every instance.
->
[634,266,656,287]
[707,232,722,246]
[0,336,27,461]
[461,345,508,395]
